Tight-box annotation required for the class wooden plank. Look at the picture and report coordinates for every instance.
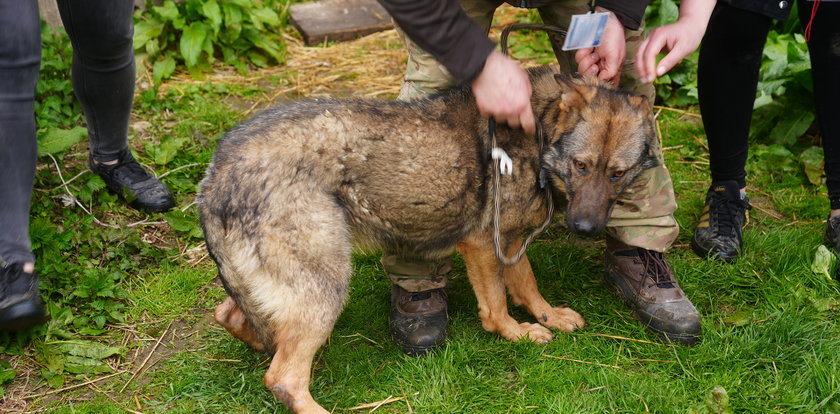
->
[38,0,62,27]
[290,0,394,46]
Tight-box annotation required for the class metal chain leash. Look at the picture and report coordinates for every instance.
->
[490,23,567,266]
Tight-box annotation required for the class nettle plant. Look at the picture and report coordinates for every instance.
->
[133,0,289,82]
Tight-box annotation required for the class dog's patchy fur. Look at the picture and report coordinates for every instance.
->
[199,66,657,413]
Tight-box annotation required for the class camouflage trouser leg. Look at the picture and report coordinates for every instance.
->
[604,158,679,253]
[396,0,503,100]
[382,254,453,292]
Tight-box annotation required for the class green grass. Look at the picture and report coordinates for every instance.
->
[3,19,839,414]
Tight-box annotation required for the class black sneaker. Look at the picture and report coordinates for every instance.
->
[824,216,840,254]
[90,149,175,213]
[692,180,751,262]
[390,285,449,356]
[824,216,840,282]
[0,263,47,331]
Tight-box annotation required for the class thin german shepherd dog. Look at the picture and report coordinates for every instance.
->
[198,66,658,413]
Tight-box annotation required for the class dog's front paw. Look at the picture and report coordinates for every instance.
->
[537,306,586,332]
[502,322,553,344]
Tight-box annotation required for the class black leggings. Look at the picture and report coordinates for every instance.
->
[0,0,135,265]
[698,1,840,207]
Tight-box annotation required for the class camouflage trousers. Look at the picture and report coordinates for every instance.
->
[387,0,678,292]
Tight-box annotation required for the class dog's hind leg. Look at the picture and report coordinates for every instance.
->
[215,296,265,352]
[264,323,334,414]
[458,234,553,343]
[257,255,349,413]
[239,191,351,413]
[500,238,585,333]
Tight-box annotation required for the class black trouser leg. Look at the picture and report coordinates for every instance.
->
[56,0,136,163]
[0,0,41,265]
[697,3,773,189]
[799,1,840,208]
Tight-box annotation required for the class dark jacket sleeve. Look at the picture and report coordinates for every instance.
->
[597,0,650,30]
[377,0,497,83]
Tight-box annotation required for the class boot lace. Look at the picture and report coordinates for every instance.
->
[710,191,749,237]
[638,249,675,288]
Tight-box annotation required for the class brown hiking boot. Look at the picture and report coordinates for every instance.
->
[604,237,700,345]
[390,285,449,356]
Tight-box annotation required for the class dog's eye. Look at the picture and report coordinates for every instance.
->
[613,170,625,178]
[574,160,586,170]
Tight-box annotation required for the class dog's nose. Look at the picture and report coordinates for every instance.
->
[572,219,599,236]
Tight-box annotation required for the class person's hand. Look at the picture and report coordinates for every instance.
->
[635,20,705,83]
[635,0,715,83]
[574,8,626,85]
[471,50,536,136]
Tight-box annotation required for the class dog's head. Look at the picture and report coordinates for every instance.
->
[540,75,658,237]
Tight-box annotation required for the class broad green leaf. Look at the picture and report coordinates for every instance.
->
[153,55,177,83]
[180,21,209,68]
[246,50,269,68]
[187,59,211,79]
[705,386,734,414]
[251,7,280,26]
[753,92,774,109]
[202,31,216,64]
[200,0,223,33]
[751,101,797,144]
[55,340,123,360]
[722,311,758,327]
[41,369,65,389]
[812,245,835,281]
[144,37,161,58]
[154,0,180,22]
[163,211,203,238]
[799,145,824,186]
[749,144,798,174]
[243,29,284,63]
[92,314,107,329]
[63,355,113,374]
[222,2,243,28]
[37,344,66,374]
[172,15,186,30]
[150,136,188,166]
[645,0,679,29]
[809,296,838,312]
[221,45,237,65]
[220,23,243,45]
[133,21,164,48]
[786,34,811,73]
[0,361,14,385]
[769,109,814,147]
[37,126,87,154]
[164,210,195,232]
[793,70,813,92]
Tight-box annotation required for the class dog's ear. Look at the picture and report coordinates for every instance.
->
[622,93,658,169]
[553,74,597,112]
[627,94,652,112]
